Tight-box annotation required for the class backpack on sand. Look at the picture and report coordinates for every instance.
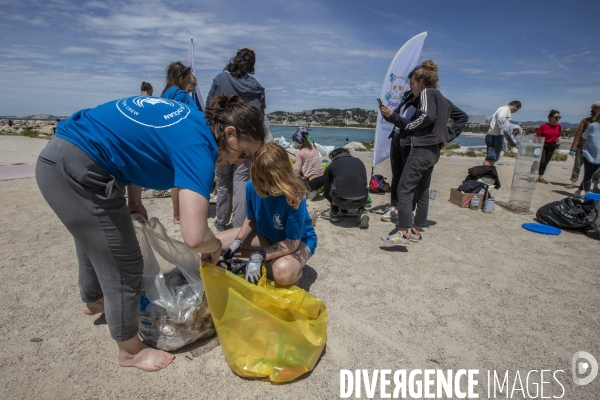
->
[369,174,390,194]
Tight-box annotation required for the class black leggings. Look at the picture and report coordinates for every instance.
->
[579,157,600,192]
[389,141,411,208]
[303,175,324,191]
[538,143,558,175]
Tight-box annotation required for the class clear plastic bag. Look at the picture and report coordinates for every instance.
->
[132,214,215,351]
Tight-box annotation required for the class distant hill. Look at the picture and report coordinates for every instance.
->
[516,120,579,129]
[0,114,66,120]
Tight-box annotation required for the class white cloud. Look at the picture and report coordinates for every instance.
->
[497,70,551,77]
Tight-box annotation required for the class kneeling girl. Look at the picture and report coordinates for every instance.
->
[218,143,317,285]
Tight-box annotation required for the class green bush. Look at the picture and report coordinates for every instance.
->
[21,127,39,138]
[360,140,374,151]
[551,152,568,162]
[445,142,460,150]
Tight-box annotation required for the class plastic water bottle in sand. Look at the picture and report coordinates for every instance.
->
[483,198,495,213]
[469,196,480,210]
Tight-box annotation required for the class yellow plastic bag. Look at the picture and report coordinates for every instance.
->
[200,262,328,382]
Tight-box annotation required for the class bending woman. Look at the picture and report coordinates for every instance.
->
[36,95,264,372]
[381,60,467,247]
[292,127,325,201]
[218,143,317,286]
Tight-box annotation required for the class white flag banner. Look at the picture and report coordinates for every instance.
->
[188,37,206,111]
[372,32,427,167]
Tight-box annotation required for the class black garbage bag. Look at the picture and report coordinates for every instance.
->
[585,223,600,240]
[536,197,598,229]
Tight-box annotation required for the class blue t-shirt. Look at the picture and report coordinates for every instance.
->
[245,181,317,254]
[56,96,217,199]
[162,86,198,109]
[582,122,600,164]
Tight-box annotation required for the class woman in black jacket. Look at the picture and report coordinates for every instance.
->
[381,60,468,247]
[379,67,420,222]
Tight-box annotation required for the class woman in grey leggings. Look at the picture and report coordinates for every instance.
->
[206,48,266,231]
[36,95,265,371]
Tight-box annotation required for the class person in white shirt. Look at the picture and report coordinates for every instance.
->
[483,101,521,166]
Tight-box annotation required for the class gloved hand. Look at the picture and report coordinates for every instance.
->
[569,150,575,156]
[223,237,243,260]
[245,251,264,283]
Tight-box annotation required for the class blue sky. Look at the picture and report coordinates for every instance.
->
[1,0,598,123]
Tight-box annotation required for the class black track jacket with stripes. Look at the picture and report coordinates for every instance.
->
[405,87,468,147]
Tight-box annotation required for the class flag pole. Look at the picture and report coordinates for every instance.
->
[188,37,206,111]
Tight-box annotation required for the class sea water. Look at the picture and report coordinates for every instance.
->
[269,125,485,148]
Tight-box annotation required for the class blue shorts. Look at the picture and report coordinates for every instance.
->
[485,134,504,162]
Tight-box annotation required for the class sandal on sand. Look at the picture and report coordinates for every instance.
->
[537,178,549,184]
[565,183,578,189]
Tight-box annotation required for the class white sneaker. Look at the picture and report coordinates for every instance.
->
[381,207,397,222]
[358,209,369,229]
[381,232,410,246]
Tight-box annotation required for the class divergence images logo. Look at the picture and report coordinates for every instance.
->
[116,96,190,128]
[572,351,598,386]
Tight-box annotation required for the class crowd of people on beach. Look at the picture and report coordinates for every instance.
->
[34,45,600,374]
[483,100,600,195]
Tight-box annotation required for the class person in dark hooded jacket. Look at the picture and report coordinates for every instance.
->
[207,48,266,232]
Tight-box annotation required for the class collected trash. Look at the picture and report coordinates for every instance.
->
[506,136,544,214]
[535,197,598,230]
[133,215,215,351]
[201,262,328,383]
[469,196,481,210]
[483,198,495,213]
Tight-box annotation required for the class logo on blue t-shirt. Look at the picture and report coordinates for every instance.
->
[273,214,284,230]
[115,96,191,128]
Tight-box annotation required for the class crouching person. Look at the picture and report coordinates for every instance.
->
[320,148,369,229]
[218,143,317,286]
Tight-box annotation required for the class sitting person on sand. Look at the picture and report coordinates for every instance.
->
[218,143,317,286]
[292,127,325,201]
[320,148,369,229]
[36,95,265,371]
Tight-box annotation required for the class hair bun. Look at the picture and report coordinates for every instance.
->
[420,60,438,72]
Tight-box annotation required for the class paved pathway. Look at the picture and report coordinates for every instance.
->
[0,164,36,181]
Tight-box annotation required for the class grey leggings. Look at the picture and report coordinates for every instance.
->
[36,137,143,342]
[215,158,250,228]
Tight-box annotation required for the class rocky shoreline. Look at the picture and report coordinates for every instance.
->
[0,119,59,137]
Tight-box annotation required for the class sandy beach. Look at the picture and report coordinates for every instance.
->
[0,136,598,399]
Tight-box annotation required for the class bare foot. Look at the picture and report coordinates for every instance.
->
[173,216,180,225]
[83,298,104,315]
[117,337,175,372]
